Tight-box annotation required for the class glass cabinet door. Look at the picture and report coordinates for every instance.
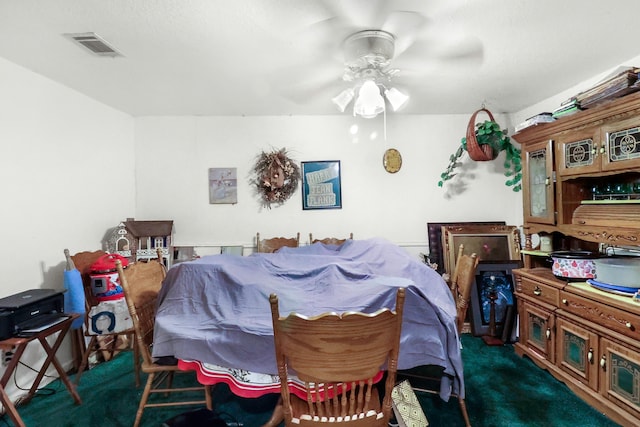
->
[523,139,555,224]
[556,317,599,390]
[600,337,640,418]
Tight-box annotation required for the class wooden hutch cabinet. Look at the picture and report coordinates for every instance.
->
[513,92,640,427]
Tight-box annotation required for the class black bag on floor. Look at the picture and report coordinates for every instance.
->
[162,408,228,427]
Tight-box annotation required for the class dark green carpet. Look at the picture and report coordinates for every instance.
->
[3,335,621,426]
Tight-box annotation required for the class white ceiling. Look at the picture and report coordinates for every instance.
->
[1,0,639,117]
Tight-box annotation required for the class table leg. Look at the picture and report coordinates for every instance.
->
[261,396,284,427]
[0,344,27,387]
[0,344,28,427]
[48,342,82,404]
[0,384,25,427]
[24,332,81,404]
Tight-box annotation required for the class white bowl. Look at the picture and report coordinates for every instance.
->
[594,257,640,288]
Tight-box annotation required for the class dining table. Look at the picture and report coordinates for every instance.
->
[152,237,465,425]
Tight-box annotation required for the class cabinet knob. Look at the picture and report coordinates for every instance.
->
[533,286,542,296]
[545,177,550,186]
[588,348,594,364]
[600,146,606,154]
[562,299,568,305]
[600,355,607,369]
[626,321,632,329]
[546,328,551,340]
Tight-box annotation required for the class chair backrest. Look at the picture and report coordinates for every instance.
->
[256,232,300,253]
[70,250,108,309]
[269,287,405,426]
[116,251,166,365]
[309,233,353,246]
[450,244,479,333]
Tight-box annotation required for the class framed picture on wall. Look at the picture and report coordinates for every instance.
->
[209,167,238,204]
[301,161,342,210]
[441,224,520,275]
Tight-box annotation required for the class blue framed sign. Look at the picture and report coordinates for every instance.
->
[301,160,342,210]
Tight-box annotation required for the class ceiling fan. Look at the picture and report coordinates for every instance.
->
[276,1,483,118]
[331,29,409,118]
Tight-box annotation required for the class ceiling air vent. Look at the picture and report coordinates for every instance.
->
[64,32,122,57]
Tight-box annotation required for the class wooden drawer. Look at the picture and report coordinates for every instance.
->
[560,290,640,341]
[519,276,560,307]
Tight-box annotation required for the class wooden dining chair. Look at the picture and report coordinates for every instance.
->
[256,232,300,253]
[116,257,212,427]
[269,287,405,426]
[72,250,141,387]
[449,244,479,334]
[309,233,353,245]
[397,244,475,427]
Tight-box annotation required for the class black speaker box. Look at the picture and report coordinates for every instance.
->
[162,408,228,427]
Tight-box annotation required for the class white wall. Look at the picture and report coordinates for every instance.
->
[134,113,524,257]
[0,57,135,402]
[0,57,136,296]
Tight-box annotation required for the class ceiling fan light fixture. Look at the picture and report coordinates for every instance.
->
[385,87,409,111]
[353,80,385,118]
[332,88,355,112]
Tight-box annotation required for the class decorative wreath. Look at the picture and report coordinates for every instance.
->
[251,148,301,209]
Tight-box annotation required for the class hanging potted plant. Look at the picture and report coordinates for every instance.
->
[438,108,522,191]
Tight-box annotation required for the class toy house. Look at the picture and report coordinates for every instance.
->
[107,219,174,266]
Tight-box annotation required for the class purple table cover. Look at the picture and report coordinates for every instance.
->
[153,237,464,399]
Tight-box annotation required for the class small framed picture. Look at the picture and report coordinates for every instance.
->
[301,161,342,210]
[469,260,521,338]
[209,167,237,204]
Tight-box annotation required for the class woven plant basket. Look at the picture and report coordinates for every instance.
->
[466,108,499,161]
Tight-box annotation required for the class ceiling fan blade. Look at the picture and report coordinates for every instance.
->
[319,0,388,29]
[293,16,349,54]
[393,33,483,73]
[279,79,343,106]
[381,10,429,58]
[437,35,484,63]
[269,61,345,105]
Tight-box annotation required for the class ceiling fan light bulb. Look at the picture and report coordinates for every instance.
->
[354,80,385,118]
[385,87,409,111]
[332,88,355,112]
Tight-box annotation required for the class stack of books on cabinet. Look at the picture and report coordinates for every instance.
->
[574,66,640,110]
[552,98,581,119]
[515,112,555,132]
